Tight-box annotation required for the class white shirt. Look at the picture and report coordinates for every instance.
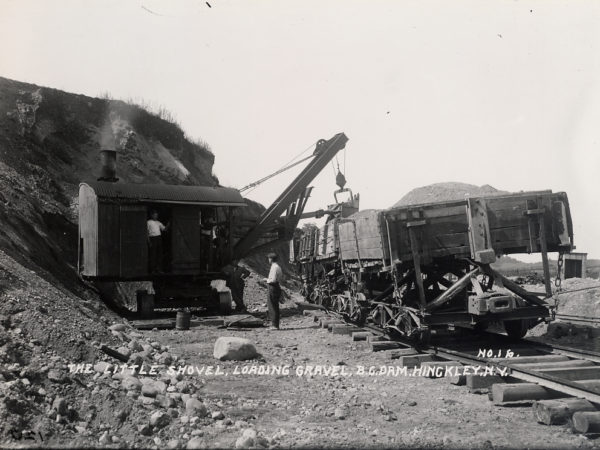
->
[147,219,165,237]
[267,262,283,284]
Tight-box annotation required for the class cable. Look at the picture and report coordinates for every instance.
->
[239,140,318,195]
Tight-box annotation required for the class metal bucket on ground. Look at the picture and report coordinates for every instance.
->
[176,310,191,330]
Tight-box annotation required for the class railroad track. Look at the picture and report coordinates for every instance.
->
[303,307,600,433]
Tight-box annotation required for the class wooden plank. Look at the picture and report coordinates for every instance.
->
[224,315,263,328]
[408,226,426,308]
[131,318,176,329]
[467,197,492,261]
[79,184,99,277]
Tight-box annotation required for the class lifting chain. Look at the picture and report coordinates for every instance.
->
[552,252,564,315]
[555,252,564,290]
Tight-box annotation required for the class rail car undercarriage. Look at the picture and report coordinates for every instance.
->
[301,259,555,341]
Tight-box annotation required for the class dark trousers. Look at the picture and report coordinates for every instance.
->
[231,285,245,310]
[148,236,163,273]
[267,283,281,328]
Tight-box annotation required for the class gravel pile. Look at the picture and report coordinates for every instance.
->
[393,182,508,207]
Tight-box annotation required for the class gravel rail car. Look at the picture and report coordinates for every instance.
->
[292,190,574,340]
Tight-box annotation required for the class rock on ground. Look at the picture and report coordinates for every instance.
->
[213,337,258,361]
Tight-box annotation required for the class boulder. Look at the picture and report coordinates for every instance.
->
[122,376,142,392]
[138,424,152,436]
[185,398,207,416]
[334,407,346,420]
[52,397,68,415]
[213,337,258,361]
[128,340,144,352]
[150,411,171,429]
[235,435,254,448]
[187,437,204,449]
[128,352,145,366]
[116,346,131,359]
[109,323,127,332]
[141,384,159,398]
[242,429,257,440]
[211,411,225,420]
[157,352,173,365]
[47,369,64,383]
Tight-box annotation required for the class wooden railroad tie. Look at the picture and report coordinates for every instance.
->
[397,354,434,369]
[421,361,463,378]
[319,319,341,329]
[330,324,364,335]
[327,322,345,332]
[351,331,373,341]
[448,373,466,386]
[389,348,420,359]
[533,398,597,426]
[491,383,562,405]
[572,411,600,434]
[370,340,406,352]
[467,375,505,393]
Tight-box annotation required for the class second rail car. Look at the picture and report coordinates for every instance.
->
[292,190,574,340]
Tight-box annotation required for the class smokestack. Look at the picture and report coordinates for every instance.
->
[98,149,118,182]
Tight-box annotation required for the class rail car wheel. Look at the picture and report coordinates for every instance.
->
[503,319,528,339]
[330,294,349,315]
[388,310,416,339]
[347,293,368,325]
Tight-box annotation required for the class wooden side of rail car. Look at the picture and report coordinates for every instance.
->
[338,190,572,267]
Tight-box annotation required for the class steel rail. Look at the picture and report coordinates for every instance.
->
[323,309,600,404]
[429,346,600,405]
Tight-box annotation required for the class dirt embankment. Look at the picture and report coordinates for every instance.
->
[0,76,218,298]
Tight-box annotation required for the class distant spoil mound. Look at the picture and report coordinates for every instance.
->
[393,182,508,207]
[555,278,600,319]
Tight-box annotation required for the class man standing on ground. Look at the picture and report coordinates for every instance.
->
[263,252,283,329]
[147,210,168,274]
[223,260,251,312]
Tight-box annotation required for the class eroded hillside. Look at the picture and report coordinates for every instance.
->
[0,76,217,295]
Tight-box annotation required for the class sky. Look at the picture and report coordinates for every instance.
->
[1,0,599,260]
